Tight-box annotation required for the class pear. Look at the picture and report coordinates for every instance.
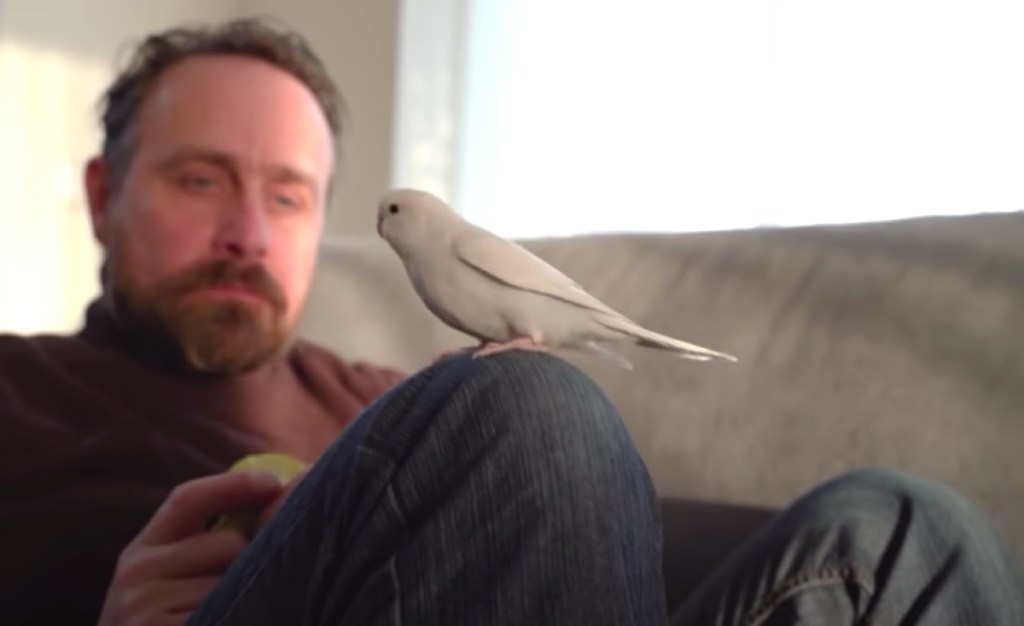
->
[211,452,307,538]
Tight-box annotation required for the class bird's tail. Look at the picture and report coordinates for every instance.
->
[595,313,738,363]
[572,340,635,371]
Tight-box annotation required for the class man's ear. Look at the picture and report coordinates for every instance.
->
[84,156,114,245]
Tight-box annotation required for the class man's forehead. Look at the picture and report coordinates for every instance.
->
[137,55,335,174]
[146,54,319,108]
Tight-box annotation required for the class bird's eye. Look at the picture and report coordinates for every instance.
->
[389,203,399,215]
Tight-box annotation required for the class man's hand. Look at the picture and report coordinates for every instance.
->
[253,468,308,531]
[96,471,284,626]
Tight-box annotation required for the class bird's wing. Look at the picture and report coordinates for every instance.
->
[451,225,631,320]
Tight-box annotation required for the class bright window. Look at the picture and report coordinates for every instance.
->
[393,0,1024,238]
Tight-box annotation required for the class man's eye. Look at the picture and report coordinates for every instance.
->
[271,190,308,212]
[274,194,297,207]
[182,175,218,190]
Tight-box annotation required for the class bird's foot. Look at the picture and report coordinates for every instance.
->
[473,337,547,359]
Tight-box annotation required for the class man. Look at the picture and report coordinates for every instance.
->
[0,17,1021,626]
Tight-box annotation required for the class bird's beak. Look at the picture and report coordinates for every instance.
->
[376,215,383,238]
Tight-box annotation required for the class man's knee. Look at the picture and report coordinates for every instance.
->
[793,467,1001,554]
[428,350,645,488]
[433,350,623,436]
[809,468,973,518]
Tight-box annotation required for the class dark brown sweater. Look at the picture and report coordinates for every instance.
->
[0,300,405,625]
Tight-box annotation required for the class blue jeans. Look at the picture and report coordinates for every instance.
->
[670,469,1024,625]
[187,352,1023,625]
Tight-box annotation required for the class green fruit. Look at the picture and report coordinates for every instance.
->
[227,452,307,480]
[210,452,307,537]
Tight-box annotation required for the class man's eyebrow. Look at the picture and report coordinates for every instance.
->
[158,146,236,172]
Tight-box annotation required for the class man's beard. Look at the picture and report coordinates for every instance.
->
[108,257,291,376]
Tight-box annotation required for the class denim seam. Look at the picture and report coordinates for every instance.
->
[744,563,874,626]
[385,481,408,626]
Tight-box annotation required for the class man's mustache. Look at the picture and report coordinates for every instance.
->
[165,260,287,312]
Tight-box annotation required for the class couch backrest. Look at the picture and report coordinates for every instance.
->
[299,211,1024,558]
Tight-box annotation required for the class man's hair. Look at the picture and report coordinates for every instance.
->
[98,17,344,187]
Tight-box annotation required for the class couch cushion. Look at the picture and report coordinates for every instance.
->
[299,211,1024,562]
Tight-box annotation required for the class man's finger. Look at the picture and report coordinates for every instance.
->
[254,469,310,529]
[161,575,223,613]
[137,471,283,545]
[120,576,222,622]
[146,528,249,579]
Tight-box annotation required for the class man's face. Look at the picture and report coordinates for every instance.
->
[85,54,334,374]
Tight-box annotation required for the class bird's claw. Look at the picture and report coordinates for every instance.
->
[473,337,548,359]
[431,338,547,363]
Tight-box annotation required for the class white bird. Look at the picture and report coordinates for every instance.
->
[375,188,738,369]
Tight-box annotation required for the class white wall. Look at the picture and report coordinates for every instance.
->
[0,0,400,333]
[238,0,400,238]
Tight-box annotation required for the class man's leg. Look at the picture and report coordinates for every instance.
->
[671,468,1024,625]
[187,351,667,626]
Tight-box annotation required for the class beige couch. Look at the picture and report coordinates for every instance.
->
[298,210,1024,602]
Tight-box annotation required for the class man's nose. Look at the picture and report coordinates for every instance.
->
[214,194,270,259]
